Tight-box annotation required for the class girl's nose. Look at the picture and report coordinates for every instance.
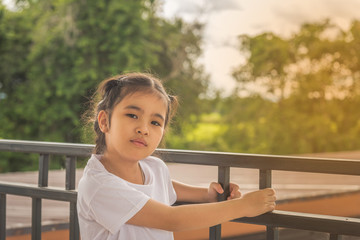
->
[136,127,149,136]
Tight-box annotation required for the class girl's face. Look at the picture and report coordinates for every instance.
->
[99,91,167,163]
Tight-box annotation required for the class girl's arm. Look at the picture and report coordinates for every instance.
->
[127,188,276,232]
[172,180,241,203]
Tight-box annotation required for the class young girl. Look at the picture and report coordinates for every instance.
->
[77,72,276,240]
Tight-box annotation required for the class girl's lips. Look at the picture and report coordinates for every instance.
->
[130,138,148,147]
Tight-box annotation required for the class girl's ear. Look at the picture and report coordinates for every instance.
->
[98,110,109,133]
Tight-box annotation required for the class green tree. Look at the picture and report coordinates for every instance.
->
[0,0,209,172]
[230,19,360,154]
[0,2,38,172]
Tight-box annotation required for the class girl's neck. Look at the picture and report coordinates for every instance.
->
[101,153,145,185]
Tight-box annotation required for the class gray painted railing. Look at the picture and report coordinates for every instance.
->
[0,139,360,240]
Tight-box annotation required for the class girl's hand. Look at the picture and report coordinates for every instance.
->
[240,188,277,217]
[227,183,241,200]
[208,182,242,202]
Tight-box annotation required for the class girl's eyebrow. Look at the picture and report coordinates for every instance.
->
[125,105,165,121]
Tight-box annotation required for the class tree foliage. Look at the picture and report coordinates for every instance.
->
[0,0,208,172]
[173,20,360,155]
[1,0,360,172]
[227,19,360,154]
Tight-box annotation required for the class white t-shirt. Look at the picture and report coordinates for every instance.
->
[77,154,177,240]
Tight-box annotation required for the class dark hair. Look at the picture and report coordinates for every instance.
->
[89,72,178,154]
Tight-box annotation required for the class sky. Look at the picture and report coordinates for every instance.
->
[161,0,360,95]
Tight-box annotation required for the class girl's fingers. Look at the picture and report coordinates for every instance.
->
[215,183,224,194]
[229,191,241,199]
[229,183,240,192]
[234,191,242,198]
[229,183,241,199]
[265,188,276,196]
[210,182,224,194]
[211,182,243,200]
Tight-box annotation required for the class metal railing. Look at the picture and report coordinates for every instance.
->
[0,139,360,240]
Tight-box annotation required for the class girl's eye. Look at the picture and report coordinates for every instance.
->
[151,121,161,127]
[126,114,138,119]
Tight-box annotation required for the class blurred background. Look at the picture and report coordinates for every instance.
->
[1,0,360,172]
[1,1,360,239]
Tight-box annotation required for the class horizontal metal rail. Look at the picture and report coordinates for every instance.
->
[159,150,360,176]
[0,181,77,202]
[1,139,360,240]
[235,210,360,236]
[1,139,359,175]
[0,139,93,157]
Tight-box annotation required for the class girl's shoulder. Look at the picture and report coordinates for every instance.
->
[81,154,123,186]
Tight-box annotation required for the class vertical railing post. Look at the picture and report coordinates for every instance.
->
[0,193,6,240]
[32,198,42,240]
[259,169,278,240]
[266,226,279,239]
[330,234,343,240]
[66,156,80,240]
[32,154,49,240]
[259,169,271,189]
[38,154,49,187]
[209,166,230,240]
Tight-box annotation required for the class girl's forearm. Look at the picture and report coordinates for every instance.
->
[128,198,246,232]
[172,180,209,203]
[169,199,247,231]
[128,188,276,232]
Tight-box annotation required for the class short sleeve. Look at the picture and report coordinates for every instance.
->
[143,156,177,205]
[89,179,150,234]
